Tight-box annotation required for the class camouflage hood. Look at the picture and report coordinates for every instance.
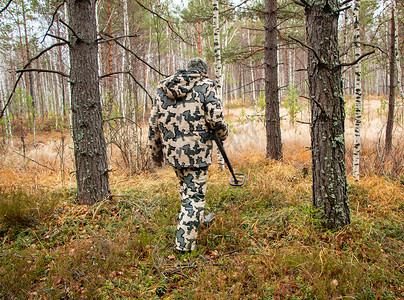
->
[160,71,202,100]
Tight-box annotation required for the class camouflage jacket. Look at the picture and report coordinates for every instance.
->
[148,70,228,168]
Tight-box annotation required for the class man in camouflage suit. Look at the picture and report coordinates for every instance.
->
[148,57,228,252]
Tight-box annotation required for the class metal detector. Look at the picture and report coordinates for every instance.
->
[212,131,246,187]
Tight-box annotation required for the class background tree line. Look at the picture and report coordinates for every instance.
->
[1,0,401,130]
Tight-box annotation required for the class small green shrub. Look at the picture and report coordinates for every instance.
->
[0,188,60,229]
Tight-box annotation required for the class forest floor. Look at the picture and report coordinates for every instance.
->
[0,98,404,299]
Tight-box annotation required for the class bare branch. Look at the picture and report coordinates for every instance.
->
[97,34,140,44]
[100,33,167,77]
[300,95,330,119]
[127,72,154,102]
[100,71,128,79]
[47,33,70,44]
[243,47,264,59]
[292,0,305,7]
[59,19,79,40]
[340,0,353,6]
[289,35,321,63]
[338,5,351,13]
[220,0,251,14]
[360,42,387,55]
[339,50,376,67]
[100,71,154,102]
[27,42,67,67]
[292,0,310,7]
[133,0,192,45]
[0,42,67,120]
[0,0,13,14]
[16,68,69,78]
[311,97,330,118]
[296,120,311,125]
[41,1,65,43]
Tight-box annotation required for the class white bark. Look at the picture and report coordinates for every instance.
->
[353,0,362,180]
[0,85,13,146]
[212,0,225,170]
[120,0,129,120]
[247,28,257,111]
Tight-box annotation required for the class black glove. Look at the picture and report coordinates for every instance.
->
[151,153,164,167]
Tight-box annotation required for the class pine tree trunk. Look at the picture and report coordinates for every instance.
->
[353,0,362,181]
[385,6,396,156]
[265,0,282,161]
[67,0,110,205]
[306,1,350,229]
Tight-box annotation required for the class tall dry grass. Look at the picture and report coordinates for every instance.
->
[1,97,403,191]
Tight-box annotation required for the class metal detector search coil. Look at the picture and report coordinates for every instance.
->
[230,173,246,187]
[212,130,246,187]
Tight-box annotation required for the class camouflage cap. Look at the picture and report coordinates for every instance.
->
[187,57,208,75]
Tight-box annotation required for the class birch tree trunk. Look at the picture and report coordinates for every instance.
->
[265,0,282,161]
[353,0,362,181]
[67,0,110,205]
[247,29,257,109]
[121,0,130,119]
[212,0,225,170]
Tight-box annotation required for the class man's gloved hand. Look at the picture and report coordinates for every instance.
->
[215,122,228,141]
[151,153,164,168]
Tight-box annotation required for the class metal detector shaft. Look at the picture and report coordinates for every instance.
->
[212,131,239,184]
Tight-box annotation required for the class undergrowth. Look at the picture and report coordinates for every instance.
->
[0,155,403,299]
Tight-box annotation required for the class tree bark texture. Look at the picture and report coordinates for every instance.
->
[353,0,362,181]
[394,0,404,102]
[213,0,225,170]
[385,6,396,156]
[265,0,282,161]
[306,1,350,228]
[67,0,110,205]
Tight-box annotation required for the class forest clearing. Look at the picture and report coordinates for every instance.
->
[1,97,403,299]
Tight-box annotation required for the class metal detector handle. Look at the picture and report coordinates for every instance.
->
[212,131,239,183]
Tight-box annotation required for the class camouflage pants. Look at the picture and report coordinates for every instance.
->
[174,166,209,251]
